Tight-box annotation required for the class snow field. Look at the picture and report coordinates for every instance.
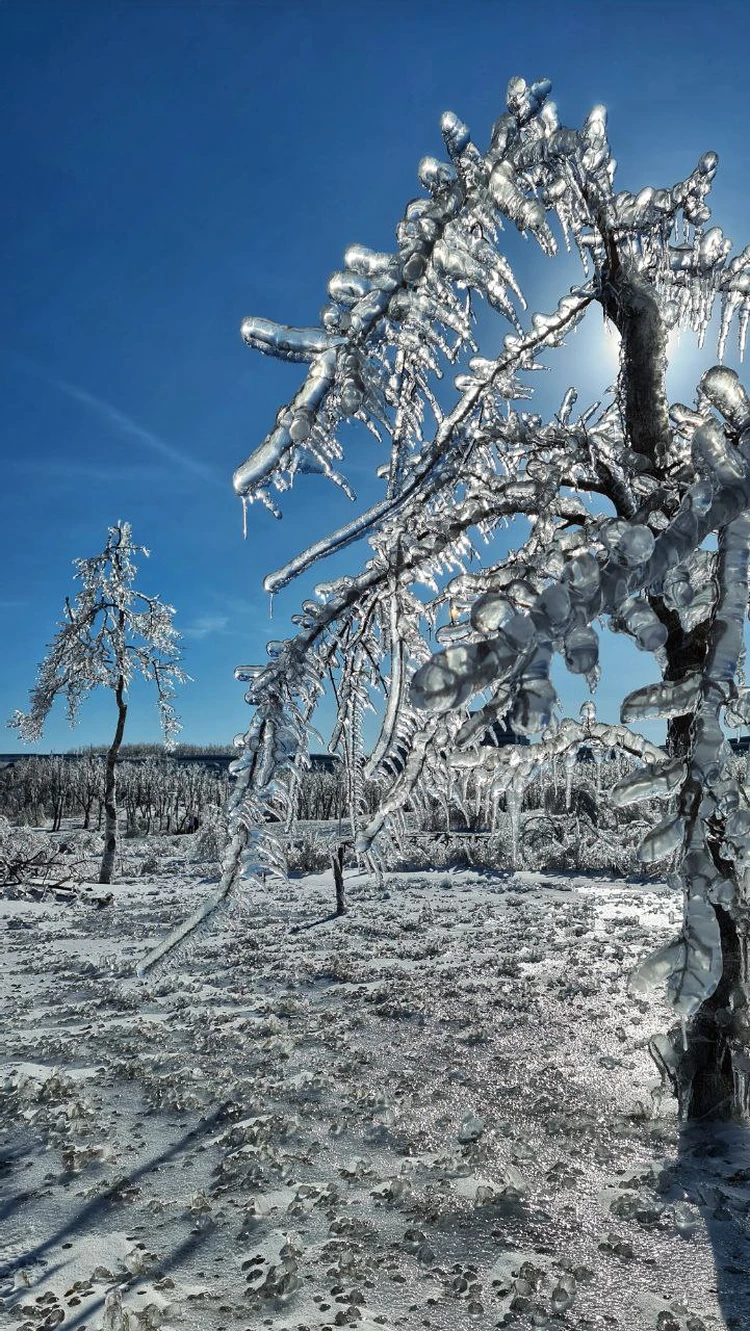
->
[2,855,749,1331]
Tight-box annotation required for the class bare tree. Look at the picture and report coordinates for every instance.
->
[9,522,185,884]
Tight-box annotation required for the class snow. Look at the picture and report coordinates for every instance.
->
[3,851,749,1330]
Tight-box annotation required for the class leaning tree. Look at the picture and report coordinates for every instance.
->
[142,77,750,1122]
[10,522,185,883]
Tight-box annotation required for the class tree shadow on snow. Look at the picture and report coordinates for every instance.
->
[0,1100,233,1311]
[291,910,342,933]
[673,1119,750,1329]
[58,1227,214,1331]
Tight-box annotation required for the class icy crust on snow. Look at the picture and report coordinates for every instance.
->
[4,864,750,1331]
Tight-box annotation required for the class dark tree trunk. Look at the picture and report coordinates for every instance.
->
[596,238,749,1120]
[332,843,346,916]
[660,617,738,1119]
[658,581,750,1120]
[99,676,127,886]
[599,271,671,465]
[683,906,741,1120]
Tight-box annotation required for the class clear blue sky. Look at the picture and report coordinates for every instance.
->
[2,0,749,753]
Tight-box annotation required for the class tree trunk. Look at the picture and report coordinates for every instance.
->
[332,843,346,916]
[682,905,742,1119]
[599,272,671,466]
[99,677,127,885]
[650,556,750,1119]
[597,244,750,1120]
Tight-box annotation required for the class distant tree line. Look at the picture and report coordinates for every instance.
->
[0,754,229,835]
[7,746,713,857]
[0,751,380,833]
[77,742,236,759]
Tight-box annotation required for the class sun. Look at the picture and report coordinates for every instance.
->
[597,316,684,391]
[598,317,622,386]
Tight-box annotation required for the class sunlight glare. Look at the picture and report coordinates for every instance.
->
[598,318,621,388]
[598,319,685,392]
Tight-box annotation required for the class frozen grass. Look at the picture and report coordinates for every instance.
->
[1,845,749,1331]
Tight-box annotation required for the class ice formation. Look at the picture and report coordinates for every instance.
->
[142,76,750,1119]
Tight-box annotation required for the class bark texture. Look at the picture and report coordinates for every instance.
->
[99,676,127,886]
[332,843,346,917]
[600,272,671,464]
[684,906,740,1119]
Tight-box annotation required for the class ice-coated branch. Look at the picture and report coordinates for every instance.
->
[10,522,185,889]
[138,674,320,976]
[9,522,185,745]
[240,317,345,363]
[357,713,454,854]
[410,365,750,1037]
[233,72,642,519]
[150,76,750,1125]
[411,370,750,723]
[630,508,750,1031]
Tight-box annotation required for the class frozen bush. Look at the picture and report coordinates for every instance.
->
[189,804,230,868]
[287,833,336,875]
[0,817,92,892]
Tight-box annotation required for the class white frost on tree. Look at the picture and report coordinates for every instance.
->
[143,77,750,1122]
[9,521,185,884]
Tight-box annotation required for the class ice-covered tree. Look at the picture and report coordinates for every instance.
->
[10,522,185,883]
[143,77,750,1122]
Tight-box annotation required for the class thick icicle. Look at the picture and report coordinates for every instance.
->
[621,676,702,723]
[610,757,686,807]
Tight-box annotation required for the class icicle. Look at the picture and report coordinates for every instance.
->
[508,784,521,867]
[700,364,750,431]
[621,675,702,723]
[610,757,685,806]
[564,750,575,811]
[638,815,685,865]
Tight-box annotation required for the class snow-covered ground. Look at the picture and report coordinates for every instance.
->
[2,854,750,1331]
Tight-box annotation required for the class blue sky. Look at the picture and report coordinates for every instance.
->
[2,0,750,753]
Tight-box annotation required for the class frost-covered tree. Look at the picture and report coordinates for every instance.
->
[10,522,185,883]
[143,78,750,1122]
